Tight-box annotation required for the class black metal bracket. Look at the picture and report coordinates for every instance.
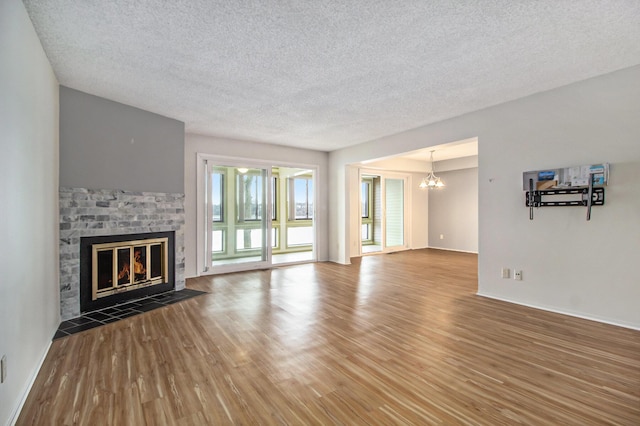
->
[526,179,605,221]
[524,166,609,221]
[525,187,605,207]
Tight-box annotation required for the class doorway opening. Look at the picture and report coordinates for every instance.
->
[353,137,478,260]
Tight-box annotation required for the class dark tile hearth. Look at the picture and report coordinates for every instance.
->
[53,289,206,340]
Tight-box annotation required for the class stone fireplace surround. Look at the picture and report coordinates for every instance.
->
[59,187,185,320]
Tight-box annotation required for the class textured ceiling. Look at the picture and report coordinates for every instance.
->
[23,1,640,151]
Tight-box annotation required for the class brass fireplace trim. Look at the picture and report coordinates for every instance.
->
[91,237,169,300]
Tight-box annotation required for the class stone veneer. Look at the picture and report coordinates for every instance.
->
[59,187,185,320]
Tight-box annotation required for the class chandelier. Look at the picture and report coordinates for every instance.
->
[419,150,444,189]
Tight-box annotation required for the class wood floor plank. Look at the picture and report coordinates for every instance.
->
[16,249,640,425]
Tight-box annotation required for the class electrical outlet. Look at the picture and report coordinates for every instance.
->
[439,234,444,240]
[514,270,523,281]
[1,355,6,383]
[501,267,510,279]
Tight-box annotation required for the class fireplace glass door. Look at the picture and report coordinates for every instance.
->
[205,162,271,272]
[92,237,168,300]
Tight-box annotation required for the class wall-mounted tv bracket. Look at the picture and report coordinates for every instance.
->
[524,163,608,221]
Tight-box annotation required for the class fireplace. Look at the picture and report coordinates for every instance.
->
[80,231,175,313]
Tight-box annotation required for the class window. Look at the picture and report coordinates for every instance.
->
[287,226,313,246]
[211,171,224,222]
[235,229,263,250]
[361,224,370,240]
[361,177,374,244]
[210,168,226,254]
[237,173,263,221]
[361,181,370,218]
[212,230,224,253]
[271,176,278,221]
[289,177,313,220]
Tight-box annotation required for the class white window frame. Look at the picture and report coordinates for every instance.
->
[196,154,319,275]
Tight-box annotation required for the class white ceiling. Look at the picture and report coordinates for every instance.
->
[23,1,640,152]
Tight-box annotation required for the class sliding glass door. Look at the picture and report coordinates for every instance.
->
[198,156,318,274]
[384,178,405,250]
[272,167,315,265]
[205,162,270,272]
[360,170,408,255]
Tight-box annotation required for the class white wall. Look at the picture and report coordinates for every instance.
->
[410,172,429,249]
[329,65,640,329]
[435,155,478,172]
[184,134,329,277]
[0,0,60,423]
[364,157,430,173]
[428,167,478,253]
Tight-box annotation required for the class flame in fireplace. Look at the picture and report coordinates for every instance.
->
[117,249,147,284]
[118,262,130,281]
[134,249,146,275]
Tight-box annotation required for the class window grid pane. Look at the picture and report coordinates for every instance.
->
[236,229,263,250]
[287,226,313,246]
[272,177,277,220]
[361,182,370,218]
[293,177,313,220]
[212,172,224,222]
[212,230,224,252]
[238,174,263,221]
[361,224,369,240]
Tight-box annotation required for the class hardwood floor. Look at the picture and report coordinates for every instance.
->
[17,249,640,425]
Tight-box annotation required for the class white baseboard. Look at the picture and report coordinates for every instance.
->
[476,291,640,331]
[428,246,478,254]
[7,340,52,426]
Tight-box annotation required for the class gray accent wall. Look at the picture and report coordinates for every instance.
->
[428,168,478,252]
[60,86,185,193]
[0,1,60,423]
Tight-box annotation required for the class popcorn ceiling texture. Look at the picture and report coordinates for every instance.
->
[22,1,640,151]
[59,188,185,320]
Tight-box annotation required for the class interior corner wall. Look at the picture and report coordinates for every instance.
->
[329,65,640,329]
[59,86,185,193]
[184,134,330,278]
[428,167,478,253]
[0,0,60,423]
